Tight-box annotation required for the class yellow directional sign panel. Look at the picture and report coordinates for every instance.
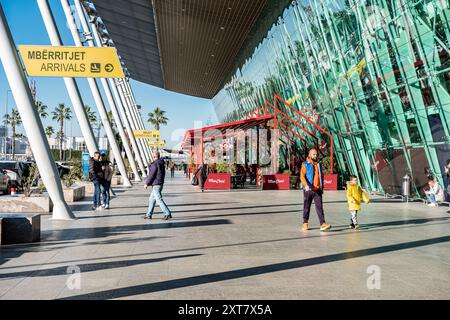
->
[148,140,165,147]
[18,46,125,78]
[133,130,160,139]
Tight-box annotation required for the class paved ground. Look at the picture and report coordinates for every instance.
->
[1,172,449,300]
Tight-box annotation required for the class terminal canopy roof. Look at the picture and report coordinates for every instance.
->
[91,0,290,99]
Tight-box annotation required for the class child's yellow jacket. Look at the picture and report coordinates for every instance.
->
[346,183,370,211]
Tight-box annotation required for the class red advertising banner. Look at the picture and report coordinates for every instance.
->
[204,173,231,190]
[262,174,290,190]
[323,174,338,190]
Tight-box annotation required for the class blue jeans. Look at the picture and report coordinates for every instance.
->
[93,180,101,207]
[427,193,437,204]
[146,185,171,217]
[101,181,111,206]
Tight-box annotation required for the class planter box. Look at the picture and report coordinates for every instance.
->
[63,185,85,202]
[0,213,41,245]
[0,195,53,213]
[262,174,290,190]
[204,173,231,190]
[290,175,299,188]
[111,175,123,186]
[323,174,338,190]
[76,181,95,194]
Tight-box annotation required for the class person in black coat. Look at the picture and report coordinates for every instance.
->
[143,151,172,220]
[194,162,209,192]
[89,151,103,210]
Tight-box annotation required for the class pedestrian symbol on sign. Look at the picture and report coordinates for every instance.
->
[91,63,101,73]
[105,63,114,73]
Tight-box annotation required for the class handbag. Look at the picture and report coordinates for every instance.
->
[191,175,199,186]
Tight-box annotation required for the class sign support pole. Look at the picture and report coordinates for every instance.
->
[0,3,74,220]
[74,0,141,182]
[61,0,132,187]
[36,0,98,156]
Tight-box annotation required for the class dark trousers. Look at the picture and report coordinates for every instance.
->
[303,189,325,224]
[93,180,101,207]
[200,175,207,190]
[100,181,111,206]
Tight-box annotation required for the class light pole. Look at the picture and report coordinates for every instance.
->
[5,89,11,159]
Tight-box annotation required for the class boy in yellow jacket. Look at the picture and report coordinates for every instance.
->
[346,175,370,229]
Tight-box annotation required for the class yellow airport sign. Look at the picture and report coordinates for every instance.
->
[18,45,125,78]
[148,140,165,147]
[133,130,160,139]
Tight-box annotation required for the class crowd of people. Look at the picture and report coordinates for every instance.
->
[88,151,114,210]
[87,148,450,231]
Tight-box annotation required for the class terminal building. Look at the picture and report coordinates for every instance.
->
[89,0,450,197]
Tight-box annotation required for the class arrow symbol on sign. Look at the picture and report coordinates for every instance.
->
[105,63,114,72]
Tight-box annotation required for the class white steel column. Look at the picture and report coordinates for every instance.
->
[116,79,150,166]
[123,80,153,159]
[74,0,141,182]
[0,3,74,220]
[61,0,132,187]
[37,0,98,156]
[109,78,147,176]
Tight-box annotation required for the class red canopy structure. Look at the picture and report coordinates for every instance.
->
[182,94,335,175]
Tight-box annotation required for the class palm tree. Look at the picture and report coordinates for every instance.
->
[84,105,97,126]
[52,103,72,160]
[2,109,22,160]
[45,126,54,139]
[147,107,168,130]
[35,100,48,118]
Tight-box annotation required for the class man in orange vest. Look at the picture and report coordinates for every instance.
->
[300,148,332,232]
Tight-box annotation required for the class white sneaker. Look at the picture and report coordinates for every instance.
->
[428,203,437,207]
[104,204,109,209]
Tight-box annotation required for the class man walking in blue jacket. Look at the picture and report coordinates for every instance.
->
[143,151,172,220]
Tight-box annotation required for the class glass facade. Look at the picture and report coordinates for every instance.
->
[212,0,450,196]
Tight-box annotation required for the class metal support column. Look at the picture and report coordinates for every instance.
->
[74,0,141,182]
[0,3,74,220]
[61,0,132,187]
[116,79,151,166]
[36,0,98,156]
[124,80,153,158]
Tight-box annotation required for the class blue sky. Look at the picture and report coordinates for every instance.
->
[0,0,218,148]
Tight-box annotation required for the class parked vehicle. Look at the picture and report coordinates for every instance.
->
[0,169,12,194]
[0,161,27,189]
[55,162,71,178]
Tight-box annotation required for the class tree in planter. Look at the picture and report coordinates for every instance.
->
[22,163,40,197]
[62,163,83,188]
[52,103,72,161]
[2,109,22,160]
[215,162,230,173]
[320,156,332,175]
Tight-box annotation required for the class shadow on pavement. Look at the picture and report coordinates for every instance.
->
[43,219,232,241]
[60,235,450,299]
[0,253,201,279]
